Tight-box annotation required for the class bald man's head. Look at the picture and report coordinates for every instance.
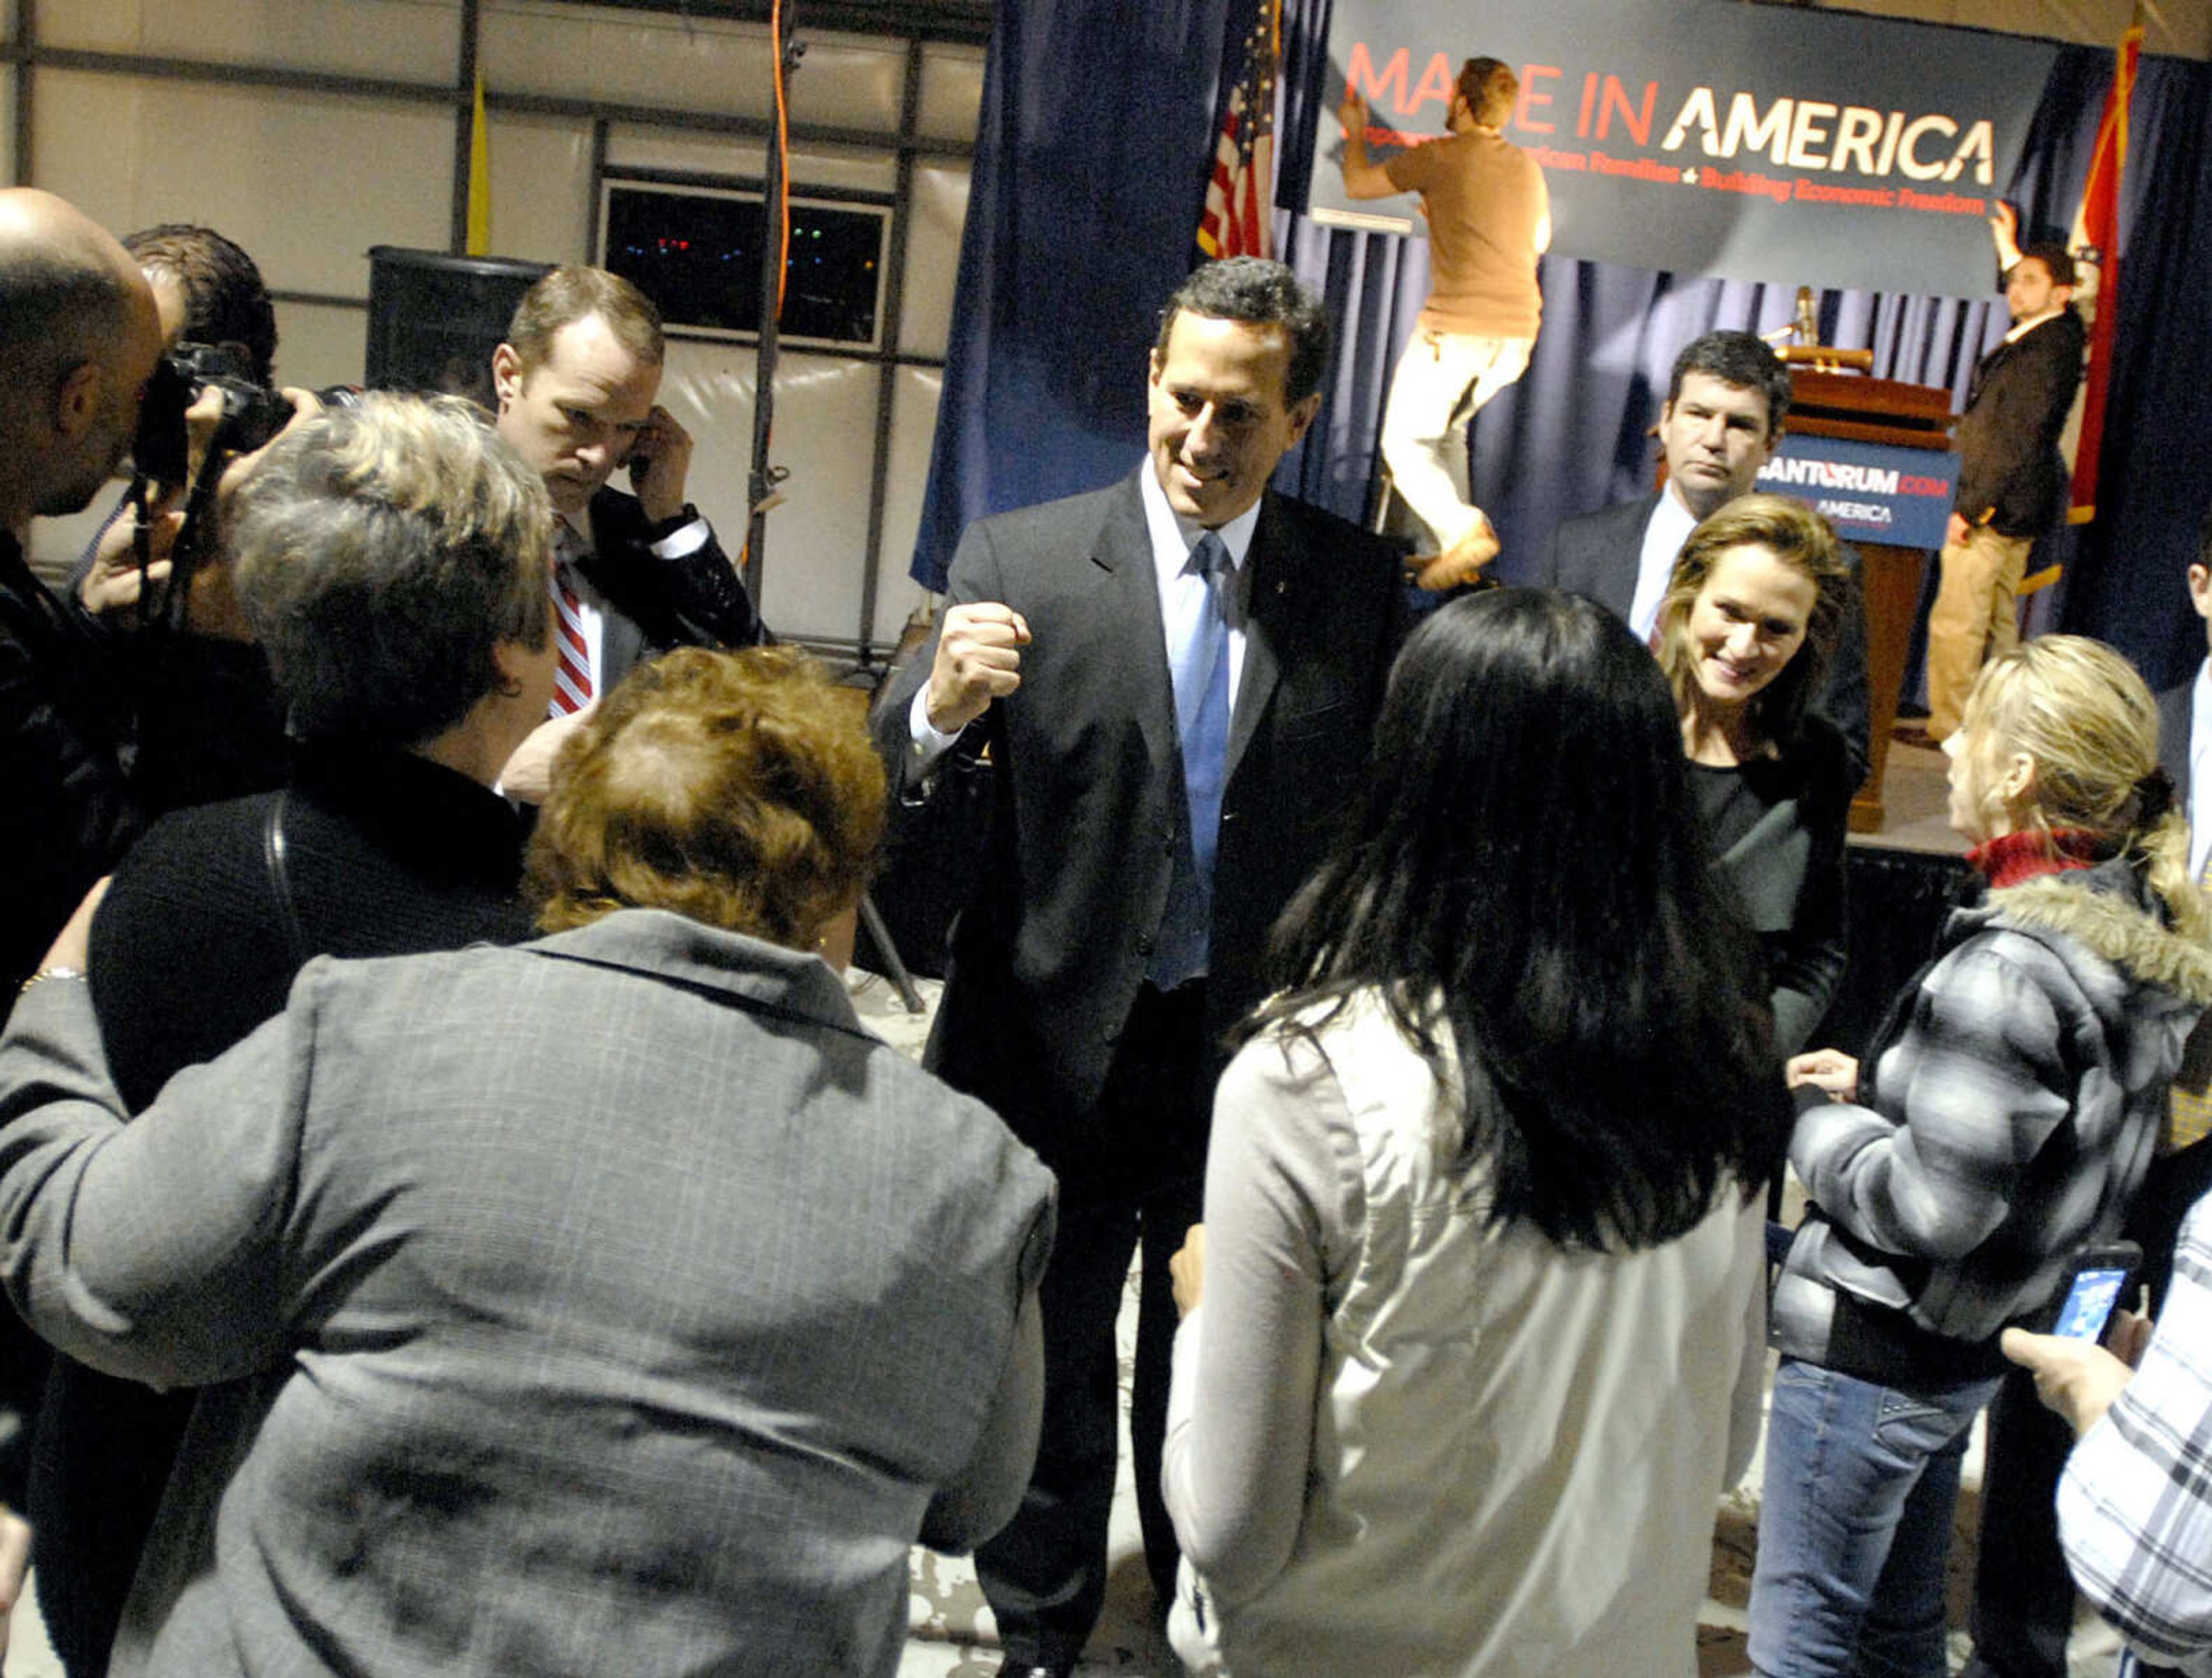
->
[0,189,164,526]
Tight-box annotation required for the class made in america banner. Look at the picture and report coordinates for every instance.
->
[1310,0,2064,297]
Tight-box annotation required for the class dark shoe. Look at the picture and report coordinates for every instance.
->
[994,1664,1075,1678]
[1892,722,1940,749]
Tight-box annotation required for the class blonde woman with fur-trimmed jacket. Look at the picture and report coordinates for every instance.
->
[1749,635,2212,1678]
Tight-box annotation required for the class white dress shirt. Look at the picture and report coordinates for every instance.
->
[1628,487,1700,644]
[2189,657,2212,882]
[554,508,716,698]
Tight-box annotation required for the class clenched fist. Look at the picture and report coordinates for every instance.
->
[926,602,1032,734]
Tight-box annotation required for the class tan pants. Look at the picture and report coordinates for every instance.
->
[1378,329,1533,554]
[1926,522,2032,737]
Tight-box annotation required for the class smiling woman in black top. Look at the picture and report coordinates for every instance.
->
[1654,493,1857,1058]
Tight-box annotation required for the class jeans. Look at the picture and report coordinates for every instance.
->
[1749,1356,2001,1677]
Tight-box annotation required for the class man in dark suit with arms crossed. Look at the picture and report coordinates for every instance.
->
[878,259,1403,1677]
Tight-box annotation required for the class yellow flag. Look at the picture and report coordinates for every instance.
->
[466,73,491,255]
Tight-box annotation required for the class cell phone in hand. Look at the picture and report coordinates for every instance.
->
[2040,1241,2143,1344]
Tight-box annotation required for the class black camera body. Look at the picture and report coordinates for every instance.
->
[131,342,358,484]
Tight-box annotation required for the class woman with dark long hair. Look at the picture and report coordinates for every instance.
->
[1654,491,1857,1057]
[1161,588,1787,1676]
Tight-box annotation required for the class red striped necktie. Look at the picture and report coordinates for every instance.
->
[550,522,593,716]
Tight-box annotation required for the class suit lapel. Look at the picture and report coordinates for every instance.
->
[1228,493,1288,779]
[2157,679,2194,815]
[1594,493,1662,620]
[599,609,648,694]
[1096,473,1177,777]
[573,488,675,648]
[571,489,632,613]
[573,492,650,694]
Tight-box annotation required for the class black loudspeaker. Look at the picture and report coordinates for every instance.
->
[363,247,553,410]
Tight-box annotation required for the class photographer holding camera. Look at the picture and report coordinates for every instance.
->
[73,225,364,816]
[0,183,167,1664]
[0,192,318,1658]
[0,189,167,1029]
[73,224,280,624]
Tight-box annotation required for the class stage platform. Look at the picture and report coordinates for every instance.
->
[1828,731,1972,1058]
[1855,732,1967,860]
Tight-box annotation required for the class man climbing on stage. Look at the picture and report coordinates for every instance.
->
[1339,55,1549,590]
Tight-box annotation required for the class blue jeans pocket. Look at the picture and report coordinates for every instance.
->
[1869,1389,1955,1467]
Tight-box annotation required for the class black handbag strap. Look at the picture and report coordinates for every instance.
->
[262,791,311,969]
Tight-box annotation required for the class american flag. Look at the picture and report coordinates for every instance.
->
[1196,0,1281,259]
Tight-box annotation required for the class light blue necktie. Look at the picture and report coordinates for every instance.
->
[1150,532,1232,987]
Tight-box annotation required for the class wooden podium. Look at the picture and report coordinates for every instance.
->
[1782,362,1956,833]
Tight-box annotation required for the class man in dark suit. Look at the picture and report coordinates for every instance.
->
[877,258,1403,1678]
[1919,244,2085,744]
[1535,328,1871,778]
[490,266,760,795]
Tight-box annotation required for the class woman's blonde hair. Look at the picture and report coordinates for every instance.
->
[1964,634,2208,940]
[527,645,885,949]
[1654,493,1853,751]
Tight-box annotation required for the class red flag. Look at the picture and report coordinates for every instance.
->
[2068,21,2140,525]
[1197,0,1281,259]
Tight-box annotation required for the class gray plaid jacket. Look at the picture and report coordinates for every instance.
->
[1775,857,2212,1378]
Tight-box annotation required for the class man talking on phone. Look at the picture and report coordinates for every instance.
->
[491,266,762,794]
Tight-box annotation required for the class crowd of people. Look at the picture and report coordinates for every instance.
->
[1,164,2209,1678]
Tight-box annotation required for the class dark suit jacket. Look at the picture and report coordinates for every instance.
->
[577,486,763,688]
[1954,308,2085,539]
[2158,671,2194,812]
[0,535,139,1000]
[1535,491,1873,781]
[0,533,141,1509]
[876,472,1403,1184]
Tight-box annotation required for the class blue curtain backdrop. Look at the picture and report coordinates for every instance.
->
[907,0,1232,584]
[913,2,2212,687]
